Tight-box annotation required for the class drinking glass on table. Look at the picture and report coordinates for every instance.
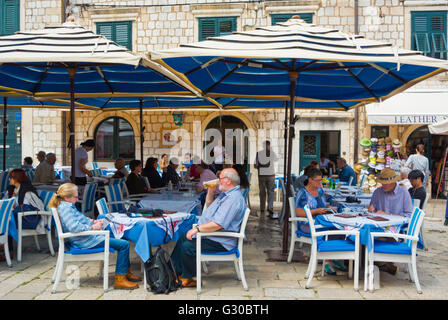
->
[124,200,131,213]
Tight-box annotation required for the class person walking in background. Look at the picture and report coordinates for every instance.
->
[255,140,278,219]
[213,139,225,173]
[405,144,430,189]
[74,139,95,186]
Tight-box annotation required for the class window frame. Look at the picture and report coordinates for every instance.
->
[411,11,447,60]
[370,126,389,139]
[198,16,237,41]
[271,13,314,25]
[96,20,133,51]
[94,116,135,162]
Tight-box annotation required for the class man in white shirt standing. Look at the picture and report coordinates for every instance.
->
[213,139,225,172]
[255,140,278,219]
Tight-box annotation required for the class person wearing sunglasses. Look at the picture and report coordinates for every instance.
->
[294,167,342,275]
[170,168,246,288]
[48,183,141,290]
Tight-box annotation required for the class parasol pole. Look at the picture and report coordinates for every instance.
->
[140,97,144,164]
[282,70,298,254]
[2,97,7,171]
[68,66,76,183]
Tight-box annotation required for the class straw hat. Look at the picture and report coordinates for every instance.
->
[378,138,385,146]
[376,168,400,184]
[376,157,386,163]
[385,137,393,145]
[354,163,363,174]
[392,139,402,148]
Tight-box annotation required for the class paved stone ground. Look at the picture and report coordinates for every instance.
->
[1,199,447,300]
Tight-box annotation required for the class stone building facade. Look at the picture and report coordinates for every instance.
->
[13,0,448,196]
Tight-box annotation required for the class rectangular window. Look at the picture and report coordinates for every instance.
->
[411,11,447,60]
[198,17,237,41]
[0,0,19,35]
[271,13,313,25]
[371,126,389,139]
[96,21,133,51]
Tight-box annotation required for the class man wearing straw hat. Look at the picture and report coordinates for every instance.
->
[368,168,413,218]
[367,168,413,275]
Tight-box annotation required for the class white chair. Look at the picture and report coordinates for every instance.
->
[121,182,148,200]
[366,207,425,293]
[348,176,354,186]
[17,200,55,262]
[0,198,16,267]
[96,198,110,216]
[142,176,151,190]
[196,208,251,294]
[77,183,98,218]
[287,197,312,264]
[104,184,136,212]
[92,162,99,170]
[50,207,113,293]
[303,204,360,291]
[420,193,429,250]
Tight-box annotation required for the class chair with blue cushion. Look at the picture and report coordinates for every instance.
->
[104,184,128,212]
[77,183,98,218]
[0,198,16,267]
[25,168,36,182]
[287,197,312,264]
[90,169,103,177]
[92,162,99,170]
[37,190,55,211]
[95,198,110,216]
[195,208,251,294]
[17,194,55,262]
[366,207,425,294]
[50,207,114,293]
[245,172,251,209]
[303,204,360,291]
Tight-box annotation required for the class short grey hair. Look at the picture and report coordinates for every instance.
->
[400,167,412,176]
[221,169,240,185]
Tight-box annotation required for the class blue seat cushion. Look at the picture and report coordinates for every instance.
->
[317,239,356,252]
[202,248,240,258]
[296,229,311,238]
[65,246,115,255]
[373,240,412,255]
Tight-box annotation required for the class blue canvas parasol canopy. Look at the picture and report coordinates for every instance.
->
[151,17,448,255]
[0,21,202,180]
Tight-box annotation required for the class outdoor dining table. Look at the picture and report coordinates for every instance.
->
[99,212,197,262]
[138,189,202,216]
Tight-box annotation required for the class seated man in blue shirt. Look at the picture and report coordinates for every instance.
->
[171,168,247,287]
[336,158,357,186]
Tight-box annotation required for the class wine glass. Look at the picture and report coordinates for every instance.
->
[124,200,131,213]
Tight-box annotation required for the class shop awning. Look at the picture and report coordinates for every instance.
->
[366,89,448,125]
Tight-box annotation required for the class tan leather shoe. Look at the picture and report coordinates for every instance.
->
[114,274,139,290]
[126,270,142,282]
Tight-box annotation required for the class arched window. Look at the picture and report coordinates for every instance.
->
[94,117,135,161]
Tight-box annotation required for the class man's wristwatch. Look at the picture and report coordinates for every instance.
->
[195,226,200,233]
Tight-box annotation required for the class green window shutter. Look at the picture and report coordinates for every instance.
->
[412,11,447,59]
[1,0,20,35]
[199,17,237,41]
[271,13,313,25]
[97,21,132,51]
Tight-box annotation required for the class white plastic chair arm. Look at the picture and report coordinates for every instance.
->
[127,194,149,198]
[18,210,52,217]
[370,232,419,242]
[314,230,360,237]
[289,217,308,222]
[196,231,243,238]
[60,230,110,239]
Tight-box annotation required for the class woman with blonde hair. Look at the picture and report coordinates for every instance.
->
[49,183,141,289]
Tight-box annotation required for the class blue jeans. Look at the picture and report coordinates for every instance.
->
[92,238,130,275]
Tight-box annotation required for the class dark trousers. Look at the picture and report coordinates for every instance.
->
[171,233,227,278]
